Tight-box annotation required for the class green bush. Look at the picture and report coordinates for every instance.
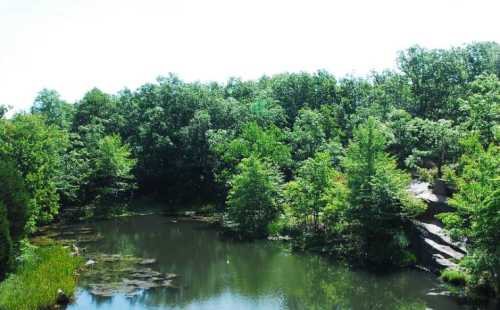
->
[0,246,82,310]
[441,268,468,286]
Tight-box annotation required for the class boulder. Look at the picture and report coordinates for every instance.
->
[56,289,70,305]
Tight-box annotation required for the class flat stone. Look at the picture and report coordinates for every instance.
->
[415,221,466,253]
[138,258,157,265]
[432,254,459,269]
[165,273,179,280]
[424,238,464,260]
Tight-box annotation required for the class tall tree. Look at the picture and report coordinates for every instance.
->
[343,117,425,266]
[439,136,500,297]
[31,89,74,129]
[0,115,68,230]
[226,156,283,238]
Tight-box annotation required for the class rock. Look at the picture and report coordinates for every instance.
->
[427,289,453,297]
[414,220,466,253]
[165,273,179,280]
[408,180,447,204]
[72,244,80,256]
[138,258,157,265]
[432,254,459,269]
[100,254,123,262]
[267,235,292,241]
[89,285,116,297]
[56,289,70,305]
[81,253,180,298]
[85,259,96,266]
[161,280,176,288]
[423,238,464,260]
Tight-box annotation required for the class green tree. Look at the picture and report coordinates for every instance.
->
[0,161,29,242]
[343,117,425,266]
[284,152,340,231]
[0,202,13,280]
[406,118,461,178]
[210,122,291,184]
[439,136,500,296]
[0,115,68,230]
[31,89,74,129]
[90,135,137,216]
[398,45,468,119]
[458,74,500,144]
[290,108,327,162]
[226,156,283,238]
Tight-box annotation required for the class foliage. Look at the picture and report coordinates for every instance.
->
[290,108,327,162]
[0,41,498,302]
[0,115,68,230]
[226,156,283,238]
[31,89,74,129]
[90,135,137,216]
[284,152,344,231]
[458,74,500,144]
[342,117,425,266]
[210,122,291,184]
[0,202,13,280]
[440,268,468,286]
[0,161,29,242]
[439,135,500,296]
[0,246,82,310]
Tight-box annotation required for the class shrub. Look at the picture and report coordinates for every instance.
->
[441,268,468,286]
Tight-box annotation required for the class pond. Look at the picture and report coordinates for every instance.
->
[66,215,467,310]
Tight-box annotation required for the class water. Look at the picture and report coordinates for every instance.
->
[67,215,467,310]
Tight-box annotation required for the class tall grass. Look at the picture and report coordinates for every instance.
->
[0,246,82,310]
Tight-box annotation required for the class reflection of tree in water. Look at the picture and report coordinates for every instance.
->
[79,216,457,310]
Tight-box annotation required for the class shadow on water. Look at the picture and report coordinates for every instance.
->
[66,215,469,310]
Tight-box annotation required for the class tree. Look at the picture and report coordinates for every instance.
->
[290,108,327,162]
[343,117,425,266]
[90,135,137,216]
[0,115,69,231]
[439,136,500,296]
[247,98,287,128]
[268,71,337,123]
[72,88,117,131]
[226,156,283,238]
[0,202,13,280]
[398,45,468,119]
[210,122,291,184]
[31,89,74,129]
[458,74,500,145]
[406,118,461,178]
[0,161,29,242]
[284,152,340,231]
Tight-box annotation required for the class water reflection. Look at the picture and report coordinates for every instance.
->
[67,215,465,310]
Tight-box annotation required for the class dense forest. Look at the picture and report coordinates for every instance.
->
[0,42,499,306]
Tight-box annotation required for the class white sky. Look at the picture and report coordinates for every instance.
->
[1,0,499,112]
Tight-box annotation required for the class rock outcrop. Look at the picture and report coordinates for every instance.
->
[408,180,467,273]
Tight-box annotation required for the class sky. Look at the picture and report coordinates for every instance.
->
[1,0,499,113]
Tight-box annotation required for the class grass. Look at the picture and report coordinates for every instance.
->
[440,268,468,286]
[0,245,82,310]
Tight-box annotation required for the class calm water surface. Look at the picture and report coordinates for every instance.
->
[67,215,467,310]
